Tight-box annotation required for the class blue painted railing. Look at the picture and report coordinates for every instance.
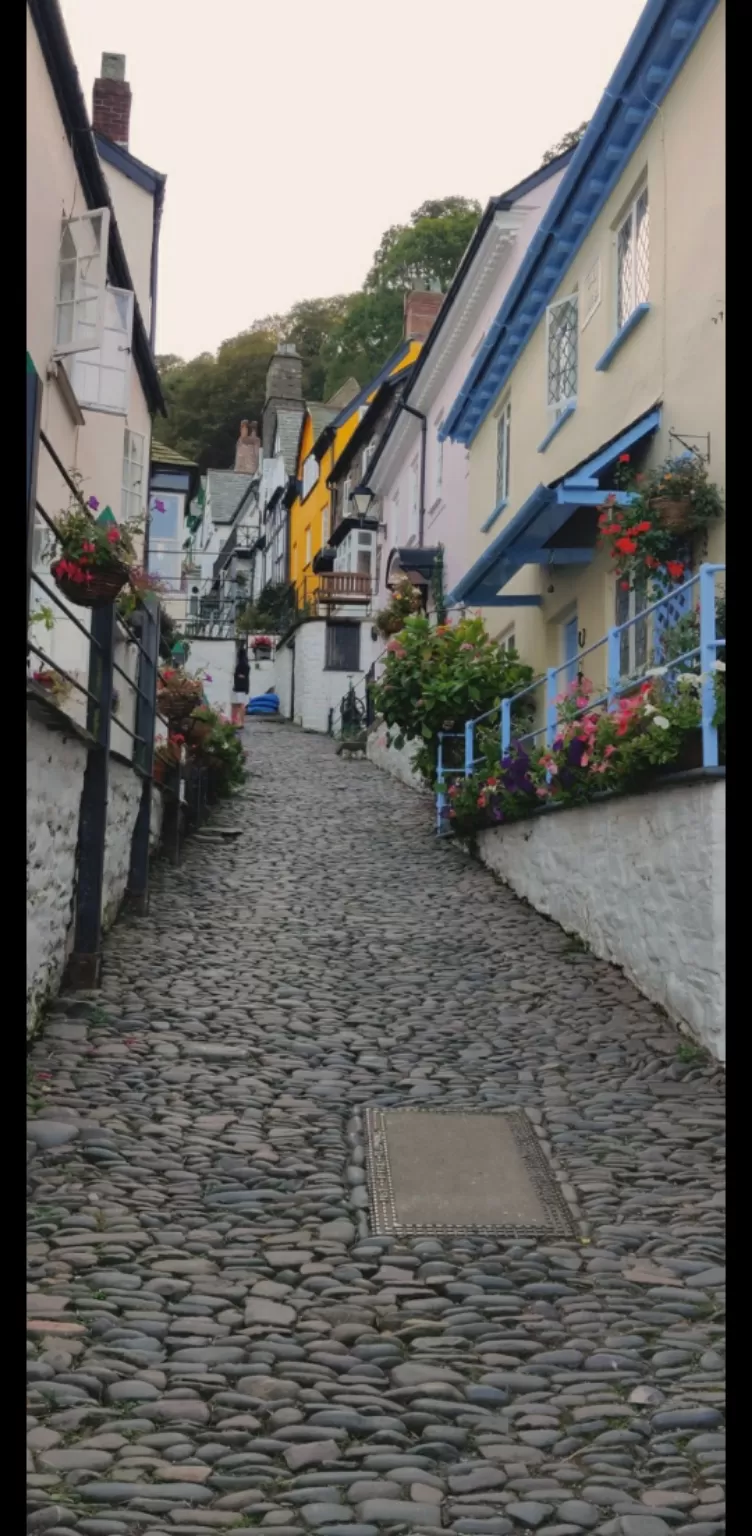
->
[436,562,725,834]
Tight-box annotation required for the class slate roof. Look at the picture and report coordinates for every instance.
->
[275,407,306,476]
[308,403,338,442]
[151,440,198,469]
[206,470,256,523]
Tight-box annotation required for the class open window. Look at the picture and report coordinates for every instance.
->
[54,209,111,357]
[68,286,134,415]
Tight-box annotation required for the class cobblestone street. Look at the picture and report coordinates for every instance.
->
[27,723,725,1536]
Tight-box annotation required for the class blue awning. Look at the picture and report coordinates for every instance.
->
[447,406,661,608]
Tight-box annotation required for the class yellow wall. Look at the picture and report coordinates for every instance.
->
[465,3,725,694]
[289,342,422,603]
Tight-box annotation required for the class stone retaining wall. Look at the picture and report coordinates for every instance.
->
[474,775,725,1061]
[366,719,428,794]
[27,715,164,1035]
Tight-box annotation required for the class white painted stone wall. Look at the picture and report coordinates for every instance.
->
[184,636,279,718]
[474,777,726,1062]
[27,717,87,1033]
[27,715,167,1035]
[276,619,379,734]
[367,718,429,794]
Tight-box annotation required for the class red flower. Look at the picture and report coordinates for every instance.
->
[614,537,638,555]
[107,526,121,543]
[620,581,630,591]
[665,560,685,581]
[82,540,96,553]
[635,521,652,534]
[645,555,659,569]
[618,453,631,463]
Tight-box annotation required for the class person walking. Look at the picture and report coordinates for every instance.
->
[231,641,250,728]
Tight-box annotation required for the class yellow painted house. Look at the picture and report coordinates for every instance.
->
[288,338,425,607]
[442,0,724,704]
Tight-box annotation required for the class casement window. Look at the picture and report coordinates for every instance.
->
[546,294,578,416]
[617,186,649,329]
[497,627,516,655]
[495,398,511,505]
[122,429,145,524]
[147,490,182,586]
[321,504,330,545]
[304,525,312,567]
[302,454,318,498]
[616,574,648,677]
[54,209,110,356]
[356,530,374,577]
[68,286,134,414]
[341,476,352,519]
[325,621,361,672]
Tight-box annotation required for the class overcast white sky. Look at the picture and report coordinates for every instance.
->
[59,0,646,362]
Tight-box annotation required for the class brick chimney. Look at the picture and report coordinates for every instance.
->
[404,289,444,342]
[92,54,132,149]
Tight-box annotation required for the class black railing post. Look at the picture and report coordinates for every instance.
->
[26,355,42,628]
[127,596,161,914]
[67,603,116,990]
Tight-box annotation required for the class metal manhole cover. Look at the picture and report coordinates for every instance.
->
[364,1107,577,1238]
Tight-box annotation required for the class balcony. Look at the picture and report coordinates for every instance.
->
[316,572,374,604]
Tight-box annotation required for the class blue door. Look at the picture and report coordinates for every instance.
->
[563,614,579,688]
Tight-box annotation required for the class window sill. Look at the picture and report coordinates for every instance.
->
[47,359,85,427]
[595,302,651,372]
[481,497,508,534]
[537,402,576,453]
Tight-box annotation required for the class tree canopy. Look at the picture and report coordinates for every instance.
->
[541,122,589,165]
[157,196,482,468]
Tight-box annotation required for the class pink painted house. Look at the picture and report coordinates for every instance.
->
[365,150,575,636]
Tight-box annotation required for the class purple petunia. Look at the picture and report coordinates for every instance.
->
[87,496,99,511]
[154,499,166,514]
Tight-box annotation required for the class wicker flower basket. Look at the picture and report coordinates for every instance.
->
[52,561,130,609]
[650,497,693,534]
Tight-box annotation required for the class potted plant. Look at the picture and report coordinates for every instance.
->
[374,579,423,639]
[157,667,209,733]
[51,495,140,609]
[598,453,723,594]
[187,702,218,747]
[153,733,184,784]
[31,668,72,705]
[117,566,167,621]
[251,635,274,658]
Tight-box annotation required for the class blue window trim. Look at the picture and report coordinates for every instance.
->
[481,497,508,534]
[595,303,651,373]
[538,402,576,454]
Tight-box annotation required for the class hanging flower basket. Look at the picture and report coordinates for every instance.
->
[649,497,693,534]
[252,636,274,656]
[52,559,130,609]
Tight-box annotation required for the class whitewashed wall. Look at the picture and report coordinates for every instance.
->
[27,715,164,1035]
[275,619,379,734]
[367,719,428,794]
[474,778,726,1062]
[185,637,278,719]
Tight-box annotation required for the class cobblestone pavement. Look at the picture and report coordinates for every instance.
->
[27,723,725,1536]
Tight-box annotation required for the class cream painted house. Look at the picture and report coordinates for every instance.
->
[442,0,724,696]
[27,1,164,726]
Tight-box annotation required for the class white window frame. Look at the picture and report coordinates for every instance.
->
[68,285,134,415]
[546,292,578,418]
[581,256,602,330]
[341,476,352,520]
[362,437,377,477]
[302,454,318,499]
[356,529,374,577]
[495,397,511,506]
[122,429,145,524]
[497,625,516,655]
[321,503,331,545]
[616,184,649,330]
[304,525,312,568]
[54,208,111,357]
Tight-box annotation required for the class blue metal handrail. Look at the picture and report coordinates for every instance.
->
[436,563,725,834]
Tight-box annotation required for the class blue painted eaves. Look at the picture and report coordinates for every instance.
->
[442,0,720,447]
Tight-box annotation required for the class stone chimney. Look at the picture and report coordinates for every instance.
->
[92,54,132,149]
[262,344,303,459]
[234,420,260,475]
[404,289,444,342]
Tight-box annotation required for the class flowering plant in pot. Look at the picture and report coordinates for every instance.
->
[117,566,167,621]
[31,668,72,705]
[186,702,218,747]
[156,667,210,733]
[51,494,140,608]
[597,453,723,595]
[153,733,184,784]
[251,635,274,655]
[374,580,423,639]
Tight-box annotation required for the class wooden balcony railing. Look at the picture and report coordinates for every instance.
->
[316,572,374,602]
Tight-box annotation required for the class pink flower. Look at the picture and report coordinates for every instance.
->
[154,499,166,514]
[603,744,615,758]
[536,786,550,798]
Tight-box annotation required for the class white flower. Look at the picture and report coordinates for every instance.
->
[676,672,701,688]
[645,665,669,678]
[643,702,657,715]
[712,659,726,673]
[652,715,670,730]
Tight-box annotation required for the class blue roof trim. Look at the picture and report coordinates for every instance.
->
[94,133,165,194]
[595,302,651,371]
[443,0,719,446]
[447,404,662,606]
[323,340,413,441]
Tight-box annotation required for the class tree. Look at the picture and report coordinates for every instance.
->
[541,122,589,165]
[321,289,404,399]
[365,196,481,293]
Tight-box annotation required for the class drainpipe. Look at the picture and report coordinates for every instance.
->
[401,402,427,546]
